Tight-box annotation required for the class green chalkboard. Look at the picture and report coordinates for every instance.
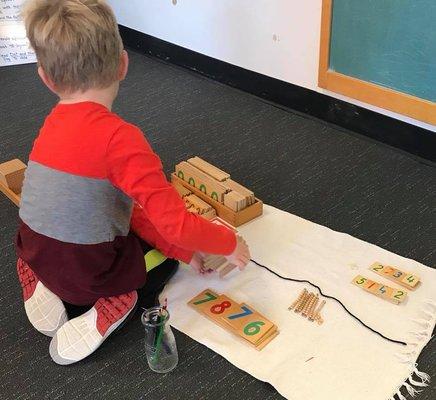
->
[329,0,436,102]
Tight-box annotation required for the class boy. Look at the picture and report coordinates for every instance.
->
[17,0,250,365]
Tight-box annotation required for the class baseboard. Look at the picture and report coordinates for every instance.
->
[119,25,435,163]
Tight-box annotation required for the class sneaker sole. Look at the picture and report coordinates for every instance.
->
[24,281,68,337]
[49,294,137,365]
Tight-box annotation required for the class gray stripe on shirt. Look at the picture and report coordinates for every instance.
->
[19,161,133,244]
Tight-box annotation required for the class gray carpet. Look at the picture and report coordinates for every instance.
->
[0,50,435,400]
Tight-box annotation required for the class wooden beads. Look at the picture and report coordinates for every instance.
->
[312,300,326,325]
[288,289,307,311]
[289,289,325,325]
[307,294,319,320]
[301,293,315,317]
[295,292,309,313]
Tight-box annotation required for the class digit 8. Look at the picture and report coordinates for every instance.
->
[211,301,231,314]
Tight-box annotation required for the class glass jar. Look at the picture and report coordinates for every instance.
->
[141,306,179,373]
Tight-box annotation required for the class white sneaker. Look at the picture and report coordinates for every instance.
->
[17,258,68,337]
[49,291,138,365]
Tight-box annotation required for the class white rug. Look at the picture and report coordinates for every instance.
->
[161,205,435,400]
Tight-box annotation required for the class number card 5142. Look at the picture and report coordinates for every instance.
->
[352,275,407,304]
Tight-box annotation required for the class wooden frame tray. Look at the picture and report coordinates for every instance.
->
[171,173,263,227]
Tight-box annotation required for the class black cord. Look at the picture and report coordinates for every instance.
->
[251,259,408,346]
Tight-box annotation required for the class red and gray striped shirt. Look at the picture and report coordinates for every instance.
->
[16,102,236,305]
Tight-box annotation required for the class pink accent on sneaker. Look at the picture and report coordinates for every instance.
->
[17,258,68,337]
[17,258,38,301]
[95,291,138,336]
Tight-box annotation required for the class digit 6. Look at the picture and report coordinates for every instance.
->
[243,321,265,336]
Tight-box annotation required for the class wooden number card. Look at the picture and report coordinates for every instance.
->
[210,216,237,232]
[205,218,238,278]
[188,289,220,308]
[200,295,243,323]
[352,275,407,304]
[189,290,248,331]
[188,289,278,350]
[370,262,420,290]
[221,303,274,345]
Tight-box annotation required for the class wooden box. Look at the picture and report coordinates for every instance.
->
[171,173,263,227]
[0,159,26,207]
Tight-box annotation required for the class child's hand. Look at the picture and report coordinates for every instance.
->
[189,252,213,275]
[225,236,251,270]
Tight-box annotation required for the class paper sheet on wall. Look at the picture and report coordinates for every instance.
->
[0,1,35,67]
[0,22,36,67]
[0,0,24,22]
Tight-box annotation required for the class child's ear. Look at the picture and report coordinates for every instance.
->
[37,66,57,94]
[118,50,129,81]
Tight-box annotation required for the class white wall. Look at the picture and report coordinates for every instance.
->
[108,0,435,132]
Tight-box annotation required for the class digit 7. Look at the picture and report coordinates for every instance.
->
[228,305,253,320]
[193,291,218,305]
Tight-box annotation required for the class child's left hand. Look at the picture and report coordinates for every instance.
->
[189,252,213,275]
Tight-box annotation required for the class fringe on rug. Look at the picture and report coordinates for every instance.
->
[388,367,431,400]
[389,299,435,400]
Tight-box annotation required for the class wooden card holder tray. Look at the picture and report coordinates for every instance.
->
[171,173,263,227]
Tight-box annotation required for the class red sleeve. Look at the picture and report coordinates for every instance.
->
[131,203,194,263]
[106,124,237,255]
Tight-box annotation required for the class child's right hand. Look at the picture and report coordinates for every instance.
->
[189,252,212,275]
[225,236,251,270]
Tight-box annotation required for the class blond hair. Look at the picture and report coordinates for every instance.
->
[23,0,123,92]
